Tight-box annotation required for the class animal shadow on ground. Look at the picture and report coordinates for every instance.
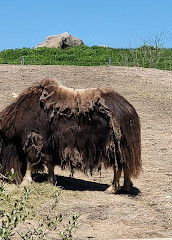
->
[32,173,140,196]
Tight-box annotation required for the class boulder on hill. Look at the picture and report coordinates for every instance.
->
[36,32,84,49]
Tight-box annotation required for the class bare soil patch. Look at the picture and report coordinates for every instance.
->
[0,65,172,239]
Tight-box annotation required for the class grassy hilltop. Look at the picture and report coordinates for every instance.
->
[0,45,172,70]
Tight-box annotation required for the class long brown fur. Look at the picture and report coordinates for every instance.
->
[0,78,141,191]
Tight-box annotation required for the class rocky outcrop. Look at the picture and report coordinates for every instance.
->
[37,32,84,49]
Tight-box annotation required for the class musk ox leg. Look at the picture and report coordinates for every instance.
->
[123,167,133,192]
[0,141,26,184]
[47,162,56,184]
[105,166,122,193]
[20,162,33,186]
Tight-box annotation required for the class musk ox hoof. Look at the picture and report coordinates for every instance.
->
[20,177,33,186]
[123,180,133,193]
[105,185,118,194]
[47,175,57,185]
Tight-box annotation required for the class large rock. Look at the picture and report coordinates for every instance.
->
[37,32,84,49]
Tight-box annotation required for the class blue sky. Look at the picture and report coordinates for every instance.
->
[0,0,172,51]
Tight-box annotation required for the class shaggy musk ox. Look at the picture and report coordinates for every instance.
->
[0,78,141,193]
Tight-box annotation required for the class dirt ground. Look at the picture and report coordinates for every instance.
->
[0,64,172,239]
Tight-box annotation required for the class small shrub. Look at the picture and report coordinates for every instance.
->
[0,177,31,239]
[0,171,79,240]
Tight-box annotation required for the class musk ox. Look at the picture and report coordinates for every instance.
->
[0,78,141,193]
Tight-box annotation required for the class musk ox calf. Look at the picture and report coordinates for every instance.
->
[0,78,141,193]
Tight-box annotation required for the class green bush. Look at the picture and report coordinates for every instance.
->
[0,45,172,70]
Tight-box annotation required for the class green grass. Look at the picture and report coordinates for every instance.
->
[0,180,78,239]
[0,45,172,70]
